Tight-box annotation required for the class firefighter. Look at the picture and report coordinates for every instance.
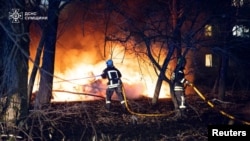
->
[171,56,190,119]
[101,59,126,113]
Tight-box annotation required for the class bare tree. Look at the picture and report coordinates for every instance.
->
[34,0,70,109]
[101,0,209,107]
[101,0,250,105]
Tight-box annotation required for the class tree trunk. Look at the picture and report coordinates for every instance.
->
[151,73,164,105]
[218,55,228,100]
[34,0,61,109]
[152,45,175,105]
[0,0,30,124]
[217,13,231,100]
[28,30,45,107]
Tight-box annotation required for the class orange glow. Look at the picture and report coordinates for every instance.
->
[29,42,174,102]
[28,7,194,102]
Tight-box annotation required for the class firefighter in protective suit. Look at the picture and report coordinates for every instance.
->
[171,56,190,119]
[101,59,126,112]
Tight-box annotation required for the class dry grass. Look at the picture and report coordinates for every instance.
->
[1,91,250,141]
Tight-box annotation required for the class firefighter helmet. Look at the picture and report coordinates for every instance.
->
[106,59,113,67]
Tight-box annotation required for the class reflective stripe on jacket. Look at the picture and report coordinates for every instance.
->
[101,66,122,88]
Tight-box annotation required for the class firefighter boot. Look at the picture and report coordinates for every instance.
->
[179,96,186,109]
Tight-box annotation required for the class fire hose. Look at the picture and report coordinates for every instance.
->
[188,83,250,125]
[122,82,250,125]
[121,84,175,117]
[55,74,250,124]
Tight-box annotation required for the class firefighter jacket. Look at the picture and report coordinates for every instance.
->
[171,69,188,92]
[101,66,122,88]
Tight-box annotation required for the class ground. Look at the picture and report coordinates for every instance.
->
[2,89,250,141]
[44,98,211,141]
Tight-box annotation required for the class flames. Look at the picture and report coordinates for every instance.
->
[29,40,175,102]
[30,55,172,102]
[28,6,192,102]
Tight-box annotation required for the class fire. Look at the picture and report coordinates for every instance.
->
[28,12,178,102]
[27,2,196,103]
[29,41,175,102]
[30,58,172,102]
